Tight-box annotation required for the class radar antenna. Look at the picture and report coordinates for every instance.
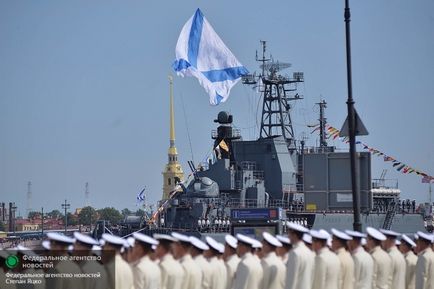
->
[242,41,304,149]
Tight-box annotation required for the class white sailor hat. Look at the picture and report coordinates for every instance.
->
[102,233,126,247]
[262,232,282,247]
[206,236,224,253]
[310,229,330,241]
[151,244,157,251]
[91,245,102,256]
[395,239,401,246]
[225,235,238,249]
[16,245,38,257]
[171,232,191,243]
[153,234,176,242]
[331,228,352,241]
[361,238,367,246]
[74,232,99,246]
[366,227,387,241]
[286,222,309,233]
[47,232,74,244]
[252,239,263,249]
[236,233,257,247]
[42,240,51,250]
[401,234,416,247]
[67,245,74,253]
[302,233,312,244]
[189,236,209,251]
[414,233,419,240]
[133,232,159,246]
[416,231,433,242]
[126,237,135,248]
[276,235,291,245]
[379,229,401,238]
[345,230,367,239]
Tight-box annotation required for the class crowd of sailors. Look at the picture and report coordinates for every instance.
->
[1,221,434,289]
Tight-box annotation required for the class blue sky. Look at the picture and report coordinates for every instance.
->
[1,0,433,215]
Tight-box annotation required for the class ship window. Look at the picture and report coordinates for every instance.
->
[168,178,171,185]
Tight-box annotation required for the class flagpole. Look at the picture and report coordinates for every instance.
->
[429,181,432,205]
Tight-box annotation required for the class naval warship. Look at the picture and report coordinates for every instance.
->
[96,42,428,241]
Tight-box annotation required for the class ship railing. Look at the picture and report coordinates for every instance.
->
[211,129,241,139]
[303,146,336,154]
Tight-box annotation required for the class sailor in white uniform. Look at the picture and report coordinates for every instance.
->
[275,235,291,264]
[47,232,84,289]
[331,228,354,289]
[223,235,240,289]
[189,236,212,289]
[131,232,161,289]
[311,229,341,289]
[346,230,374,289]
[260,232,286,289]
[380,229,406,289]
[153,234,184,289]
[415,231,434,289]
[101,233,134,289]
[399,234,417,289]
[73,232,109,289]
[233,234,263,289]
[285,222,315,289]
[205,236,227,289]
[366,227,392,289]
[171,232,202,289]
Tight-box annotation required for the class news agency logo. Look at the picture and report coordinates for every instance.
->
[5,255,19,269]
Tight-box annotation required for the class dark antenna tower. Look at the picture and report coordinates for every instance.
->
[26,181,32,218]
[85,182,90,207]
[316,100,328,148]
[243,41,304,149]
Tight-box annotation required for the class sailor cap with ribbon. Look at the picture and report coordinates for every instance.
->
[331,228,352,241]
[276,235,291,245]
[153,234,177,242]
[102,233,126,247]
[361,238,367,246]
[401,234,416,247]
[125,237,135,248]
[395,239,401,246]
[206,236,224,253]
[189,236,209,251]
[379,229,401,238]
[286,222,309,233]
[236,233,258,247]
[252,239,263,249]
[133,232,159,246]
[366,227,387,241]
[416,231,433,243]
[91,245,102,256]
[47,232,74,244]
[345,230,367,239]
[310,229,330,241]
[225,235,238,249]
[262,232,282,247]
[172,232,191,243]
[302,233,312,244]
[42,240,51,250]
[74,232,99,247]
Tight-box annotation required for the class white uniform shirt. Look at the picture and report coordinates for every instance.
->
[208,256,227,289]
[194,254,212,289]
[225,254,240,289]
[285,241,315,289]
[53,258,85,289]
[336,247,354,289]
[180,254,202,289]
[415,247,434,289]
[312,247,341,289]
[404,251,417,289]
[352,246,374,289]
[388,246,406,289]
[132,255,161,289]
[159,253,185,289]
[261,251,286,289]
[233,252,263,289]
[80,259,110,289]
[370,245,392,289]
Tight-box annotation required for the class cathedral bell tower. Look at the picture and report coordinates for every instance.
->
[162,76,184,200]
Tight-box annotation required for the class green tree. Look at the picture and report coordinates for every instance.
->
[135,209,145,217]
[28,211,41,219]
[65,213,78,226]
[0,221,5,231]
[97,207,122,225]
[121,208,132,217]
[48,209,63,219]
[79,206,98,226]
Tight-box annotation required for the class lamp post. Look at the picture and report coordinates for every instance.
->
[61,200,70,233]
[41,207,44,237]
[344,0,361,232]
